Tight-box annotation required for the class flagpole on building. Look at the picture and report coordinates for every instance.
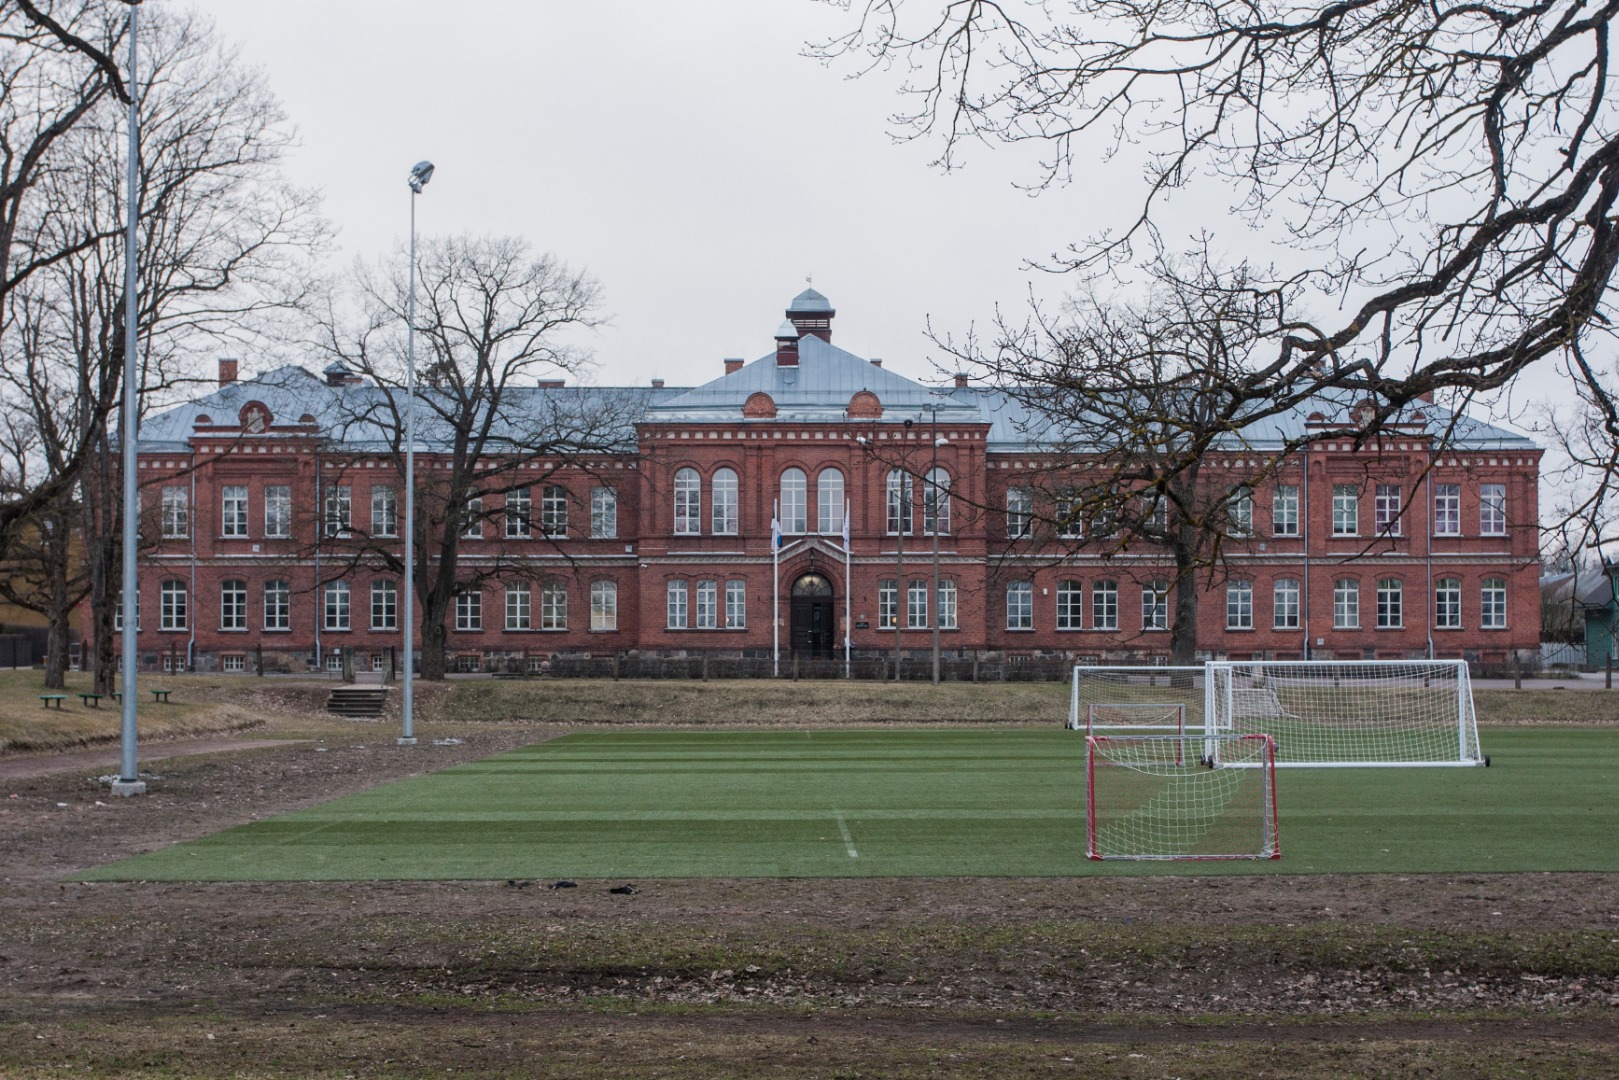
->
[843,497,851,679]
[772,501,781,677]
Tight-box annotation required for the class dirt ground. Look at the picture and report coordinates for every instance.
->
[1,712,1617,1078]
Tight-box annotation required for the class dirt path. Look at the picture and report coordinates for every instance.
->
[0,736,305,782]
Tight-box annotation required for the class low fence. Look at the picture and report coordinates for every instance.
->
[523,653,1077,683]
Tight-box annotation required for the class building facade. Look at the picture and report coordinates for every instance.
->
[119,290,1542,675]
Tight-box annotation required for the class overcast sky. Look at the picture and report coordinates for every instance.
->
[200,0,1119,391]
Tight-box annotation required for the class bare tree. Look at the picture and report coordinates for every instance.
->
[317,233,627,680]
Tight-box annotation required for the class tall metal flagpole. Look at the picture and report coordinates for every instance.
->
[112,3,144,798]
[400,161,433,747]
[843,498,851,679]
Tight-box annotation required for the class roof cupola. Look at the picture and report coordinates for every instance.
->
[786,287,834,343]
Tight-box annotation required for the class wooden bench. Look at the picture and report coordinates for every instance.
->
[38,694,66,709]
[150,689,172,704]
[77,693,103,708]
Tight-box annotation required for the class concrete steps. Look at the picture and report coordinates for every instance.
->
[327,687,388,718]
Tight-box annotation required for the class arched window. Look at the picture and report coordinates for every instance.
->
[886,469,913,535]
[924,467,951,535]
[673,468,700,535]
[817,468,845,535]
[780,468,807,534]
[711,467,738,535]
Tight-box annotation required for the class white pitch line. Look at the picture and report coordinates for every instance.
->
[834,812,858,859]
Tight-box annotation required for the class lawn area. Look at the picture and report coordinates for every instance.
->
[78,725,1618,881]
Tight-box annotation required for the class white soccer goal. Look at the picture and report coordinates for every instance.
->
[1069,665,1206,733]
[1206,660,1484,768]
[1086,733,1280,860]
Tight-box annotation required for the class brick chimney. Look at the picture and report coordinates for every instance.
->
[537,378,566,389]
[774,320,799,367]
[953,372,969,388]
[651,378,665,389]
[724,358,744,375]
[869,358,882,368]
[218,358,238,386]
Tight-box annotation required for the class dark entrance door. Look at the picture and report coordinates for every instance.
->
[790,572,835,659]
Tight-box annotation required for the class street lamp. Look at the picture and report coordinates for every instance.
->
[400,160,433,747]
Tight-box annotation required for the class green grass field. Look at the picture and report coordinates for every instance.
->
[78,726,1619,882]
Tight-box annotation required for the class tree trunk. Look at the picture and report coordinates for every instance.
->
[1168,539,1200,667]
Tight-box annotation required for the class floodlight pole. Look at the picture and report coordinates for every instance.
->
[400,161,433,747]
[929,404,942,686]
[112,3,144,797]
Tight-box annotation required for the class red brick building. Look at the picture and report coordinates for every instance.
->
[122,290,1542,675]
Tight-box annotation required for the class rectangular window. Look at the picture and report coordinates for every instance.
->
[263,581,289,631]
[1007,488,1032,538]
[1226,580,1253,629]
[1481,578,1507,628]
[541,485,568,537]
[1142,581,1168,631]
[264,486,291,538]
[1057,494,1084,539]
[1056,580,1084,630]
[505,488,531,538]
[1273,579,1300,630]
[1480,484,1507,535]
[323,580,349,631]
[1143,494,1168,532]
[696,579,718,629]
[907,580,929,629]
[371,580,398,630]
[1435,577,1462,629]
[115,597,140,631]
[725,579,746,629]
[590,581,617,630]
[371,486,397,538]
[590,486,617,539]
[220,580,247,630]
[221,654,245,673]
[878,579,898,629]
[323,484,351,538]
[1433,484,1461,536]
[667,580,688,629]
[540,581,567,630]
[1006,582,1032,630]
[1092,580,1118,631]
[161,487,189,539]
[1333,578,1359,629]
[886,473,913,535]
[456,590,482,632]
[222,485,249,537]
[1332,485,1359,535]
[1375,484,1401,536]
[160,580,187,631]
[1227,486,1253,537]
[1376,578,1403,628]
[461,496,483,539]
[938,580,958,630]
[505,585,531,630]
[1272,485,1299,537]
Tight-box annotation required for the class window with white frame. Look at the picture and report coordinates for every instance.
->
[1227,486,1253,537]
[590,580,617,630]
[1436,577,1462,629]
[161,486,189,538]
[455,589,482,631]
[505,488,532,538]
[505,584,531,630]
[1481,484,1507,535]
[1056,492,1084,539]
[590,486,617,539]
[711,468,738,535]
[323,580,349,631]
[1433,483,1461,536]
[1376,578,1403,628]
[886,470,913,535]
[540,581,567,629]
[1375,484,1402,536]
[115,596,140,631]
[878,579,898,629]
[371,579,398,630]
[461,496,483,538]
[220,579,247,630]
[666,580,688,629]
[674,468,701,535]
[780,468,807,534]
[696,579,718,629]
[1332,484,1359,535]
[1056,580,1084,630]
[1273,578,1300,630]
[323,484,351,538]
[1142,581,1168,631]
[540,485,568,537]
[1481,577,1507,628]
[222,485,249,537]
[907,579,929,628]
[1272,484,1299,536]
[1226,580,1253,629]
[371,485,397,537]
[924,467,951,536]
[1092,580,1119,630]
[1333,578,1360,629]
[264,486,291,539]
[221,654,245,673]
[160,580,187,630]
[1006,581,1033,629]
[263,580,289,631]
[1141,492,1168,533]
[725,579,746,628]
[1007,487,1032,538]
[938,580,957,630]
[817,468,845,535]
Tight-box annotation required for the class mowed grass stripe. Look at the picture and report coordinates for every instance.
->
[75,727,1619,881]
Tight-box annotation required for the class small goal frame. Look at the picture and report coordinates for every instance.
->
[1085,702,1187,738]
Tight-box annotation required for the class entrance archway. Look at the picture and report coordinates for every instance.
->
[790,572,835,659]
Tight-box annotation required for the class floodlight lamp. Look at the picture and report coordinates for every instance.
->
[408,161,435,193]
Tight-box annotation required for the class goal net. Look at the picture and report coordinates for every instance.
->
[1086,734,1280,860]
[1069,665,1206,733]
[1206,660,1483,767]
